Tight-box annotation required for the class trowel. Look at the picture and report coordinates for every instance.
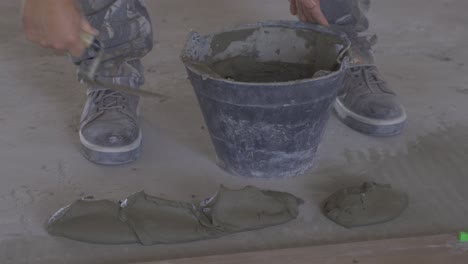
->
[78,32,167,101]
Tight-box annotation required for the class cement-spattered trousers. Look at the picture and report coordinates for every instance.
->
[74,0,371,90]
[75,0,153,90]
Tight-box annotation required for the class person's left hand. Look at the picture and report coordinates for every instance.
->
[289,0,329,26]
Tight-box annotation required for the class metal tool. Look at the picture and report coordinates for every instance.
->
[78,33,168,101]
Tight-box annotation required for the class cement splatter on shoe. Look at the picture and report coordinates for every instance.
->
[79,89,141,165]
[323,182,408,228]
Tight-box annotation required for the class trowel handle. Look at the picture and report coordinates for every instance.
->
[79,32,104,80]
[80,32,95,47]
[80,32,102,53]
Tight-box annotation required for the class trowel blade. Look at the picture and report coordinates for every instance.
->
[77,35,167,101]
[78,73,168,101]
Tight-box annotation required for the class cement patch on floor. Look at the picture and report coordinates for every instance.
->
[47,186,301,245]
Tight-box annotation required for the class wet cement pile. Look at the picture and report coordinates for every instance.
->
[47,186,302,245]
[207,56,319,83]
[323,182,408,228]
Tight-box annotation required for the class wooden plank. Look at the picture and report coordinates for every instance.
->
[136,234,468,264]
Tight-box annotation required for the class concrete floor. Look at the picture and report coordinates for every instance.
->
[1,0,468,263]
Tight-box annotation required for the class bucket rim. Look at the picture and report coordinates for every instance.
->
[182,20,350,86]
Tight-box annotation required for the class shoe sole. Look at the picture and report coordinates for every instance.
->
[79,130,142,165]
[334,98,407,137]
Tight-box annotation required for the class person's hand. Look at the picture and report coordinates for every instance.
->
[289,0,329,26]
[22,0,98,57]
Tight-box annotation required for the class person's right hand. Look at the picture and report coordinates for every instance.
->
[22,0,98,57]
[289,0,329,26]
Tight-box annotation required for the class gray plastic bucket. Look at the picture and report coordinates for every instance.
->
[182,21,350,178]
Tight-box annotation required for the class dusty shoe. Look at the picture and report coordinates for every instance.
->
[334,66,406,136]
[334,36,406,136]
[79,89,141,165]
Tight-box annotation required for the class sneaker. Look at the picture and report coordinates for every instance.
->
[334,65,406,136]
[334,35,406,137]
[79,88,142,165]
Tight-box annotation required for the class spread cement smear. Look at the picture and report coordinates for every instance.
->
[323,182,408,228]
[47,186,302,245]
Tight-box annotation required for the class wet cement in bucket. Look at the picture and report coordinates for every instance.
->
[208,56,319,83]
[184,24,345,84]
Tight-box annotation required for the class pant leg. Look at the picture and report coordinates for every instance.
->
[321,0,370,36]
[76,0,153,89]
[321,0,376,65]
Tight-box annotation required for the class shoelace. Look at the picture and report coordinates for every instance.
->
[81,90,136,127]
[357,66,386,94]
[91,90,127,112]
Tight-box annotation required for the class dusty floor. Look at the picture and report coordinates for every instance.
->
[1,0,467,263]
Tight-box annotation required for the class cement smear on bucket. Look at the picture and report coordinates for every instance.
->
[322,182,408,228]
[47,186,302,245]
